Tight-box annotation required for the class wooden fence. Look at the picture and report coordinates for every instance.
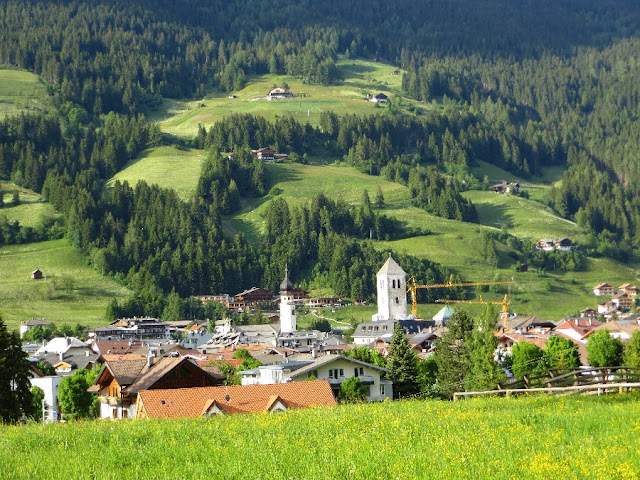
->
[453,367,640,400]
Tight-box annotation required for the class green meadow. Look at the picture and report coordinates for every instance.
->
[108,146,205,201]
[0,68,50,117]
[0,183,61,228]
[153,58,431,137]
[0,239,131,332]
[2,394,640,479]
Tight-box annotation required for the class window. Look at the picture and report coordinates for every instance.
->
[111,408,118,419]
[380,384,386,395]
[392,279,396,288]
[395,297,399,304]
[354,368,359,377]
[339,369,344,377]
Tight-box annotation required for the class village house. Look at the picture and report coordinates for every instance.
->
[612,292,634,311]
[19,317,51,338]
[618,284,638,297]
[554,318,601,342]
[238,354,392,401]
[90,356,224,419]
[593,283,615,296]
[134,380,336,419]
[501,315,556,335]
[28,367,62,422]
[89,317,170,341]
[584,320,640,343]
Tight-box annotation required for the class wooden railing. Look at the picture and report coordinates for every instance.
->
[453,367,640,400]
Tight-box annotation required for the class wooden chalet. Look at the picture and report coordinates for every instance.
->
[593,283,614,296]
[251,147,276,160]
[31,269,43,280]
[91,356,224,419]
[234,287,274,303]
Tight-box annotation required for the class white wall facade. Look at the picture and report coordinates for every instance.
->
[30,376,62,422]
[373,272,407,321]
[280,293,297,333]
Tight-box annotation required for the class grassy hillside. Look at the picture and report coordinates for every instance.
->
[0,183,61,228]
[2,394,639,479]
[0,239,131,332]
[463,190,586,241]
[225,161,637,320]
[108,146,205,201]
[0,68,50,118]
[153,58,431,137]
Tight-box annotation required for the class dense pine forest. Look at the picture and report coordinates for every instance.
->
[2,0,640,317]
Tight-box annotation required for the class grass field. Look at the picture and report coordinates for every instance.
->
[2,394,640,479]
[0,68,50,118]
[152,58,432,138]
[108,146,205,201]
[0,239,131,332]
[464,190,586,241]
[0,183,61,228]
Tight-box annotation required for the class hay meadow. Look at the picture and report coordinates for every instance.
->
[2,394,639,479]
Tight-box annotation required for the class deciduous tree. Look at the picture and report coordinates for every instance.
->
[587,330,623,367]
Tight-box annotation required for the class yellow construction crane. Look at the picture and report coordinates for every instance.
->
[407,275,514,319]
[435,294,511,330]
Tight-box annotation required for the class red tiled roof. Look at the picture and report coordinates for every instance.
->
[136,380,337,418]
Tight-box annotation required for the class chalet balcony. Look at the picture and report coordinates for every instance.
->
[99,396,124,407]
[327,375,375,386]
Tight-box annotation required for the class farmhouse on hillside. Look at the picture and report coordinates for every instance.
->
[368,93,388,103]
[268,87,294,100]
[491,181,520,194]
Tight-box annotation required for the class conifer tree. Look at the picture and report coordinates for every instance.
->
[0,316,34,423]
[465,307,505,391]
[387,322,420,398]
[434,310,474,398]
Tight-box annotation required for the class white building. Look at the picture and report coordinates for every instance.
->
[29,375,62,422]
[372,254,408,322]
[280,268,297,333]
[239,355,392,401]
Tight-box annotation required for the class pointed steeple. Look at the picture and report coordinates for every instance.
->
[280,265,293,292]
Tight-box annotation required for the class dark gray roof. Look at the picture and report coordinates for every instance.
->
[289,355,390,378]
[280,268,294,292]
[354,319,432,339]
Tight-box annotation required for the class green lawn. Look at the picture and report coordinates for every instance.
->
[108,146,205,201]
[0,68,50,118]
[0,239,131,332]
[152,58,433,138]
[2,394,640,479]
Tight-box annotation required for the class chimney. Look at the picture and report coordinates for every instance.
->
[147,352,155,367]
[59,351,64,362]
[311,348,317,359]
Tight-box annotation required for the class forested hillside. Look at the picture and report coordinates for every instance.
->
[1,0,640,320]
